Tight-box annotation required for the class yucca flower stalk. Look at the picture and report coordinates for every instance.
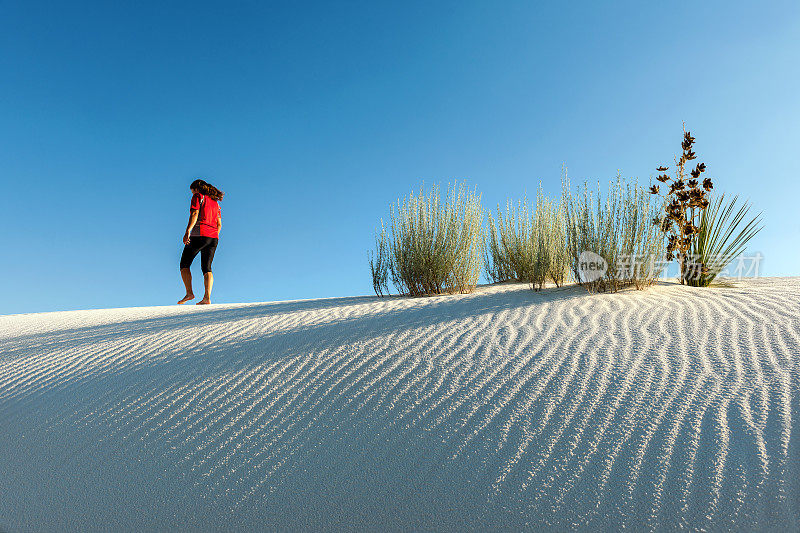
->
[649,125,713,284]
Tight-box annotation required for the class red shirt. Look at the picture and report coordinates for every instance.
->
[189,193,221,238]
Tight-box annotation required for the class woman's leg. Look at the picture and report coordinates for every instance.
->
[178,239,204,304]
[196,239,218,304]
[178,268,194,304]
[197,272,213,305]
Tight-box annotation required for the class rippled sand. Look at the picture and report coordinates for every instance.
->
[1,277,799,531]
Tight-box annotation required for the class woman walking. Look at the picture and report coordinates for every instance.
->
[178,179,223,305]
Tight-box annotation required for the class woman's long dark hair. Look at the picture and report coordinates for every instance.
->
[190,179,224,201]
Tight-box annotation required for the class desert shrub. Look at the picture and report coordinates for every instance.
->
[563,174,665,292]
[536,190,570,288]
[483,187,569,290]
[484,200,530,283]
[369,183,484,296]
[368,225,390,296]
[686,193,762,287]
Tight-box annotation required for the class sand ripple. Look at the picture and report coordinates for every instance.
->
[1,278,799,530]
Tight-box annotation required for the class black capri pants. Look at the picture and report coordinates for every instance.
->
[180,236,218,274]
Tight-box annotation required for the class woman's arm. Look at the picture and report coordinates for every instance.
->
[217,215,222,236]
[183,209,199,244]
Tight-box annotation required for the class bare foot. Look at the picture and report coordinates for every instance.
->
[196,298,211,305]
[177,294,194,304]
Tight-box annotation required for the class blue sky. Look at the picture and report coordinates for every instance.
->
[2,1,799,314]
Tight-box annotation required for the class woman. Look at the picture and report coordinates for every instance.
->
[178,179,223,305]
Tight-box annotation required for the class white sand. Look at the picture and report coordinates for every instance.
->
[1,277,799,531]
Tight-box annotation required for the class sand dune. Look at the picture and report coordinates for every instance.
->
[1,277,799,531]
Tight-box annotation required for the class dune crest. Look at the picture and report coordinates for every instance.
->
[1,278,799,530]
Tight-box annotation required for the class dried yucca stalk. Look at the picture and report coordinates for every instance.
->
[649,125,713,284]
[370,183,484,296]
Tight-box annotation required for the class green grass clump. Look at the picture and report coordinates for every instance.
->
[484,186,569,290]
[563,174,665,292]
[370,183,484,296]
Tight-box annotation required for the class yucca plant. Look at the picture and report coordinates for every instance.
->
[369,183,484,296]
[687,193,763,286]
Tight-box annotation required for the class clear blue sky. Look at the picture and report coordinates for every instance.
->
[2,1,799,314]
